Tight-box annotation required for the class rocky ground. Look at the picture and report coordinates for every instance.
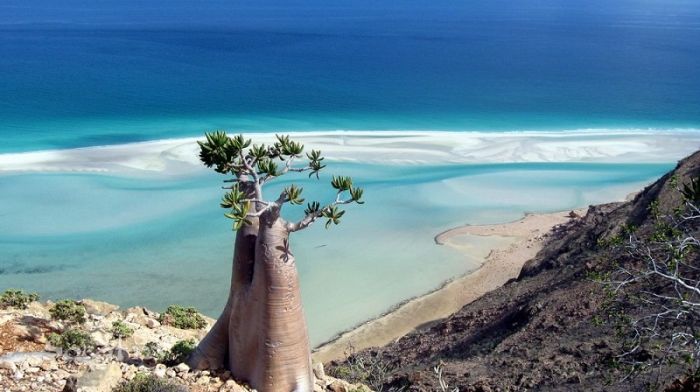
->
[0,300,367,392]
[327,152,700,391]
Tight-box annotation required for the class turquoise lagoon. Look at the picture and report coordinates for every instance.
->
[0,160,674,345]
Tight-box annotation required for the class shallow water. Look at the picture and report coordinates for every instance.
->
[0,161,671,345]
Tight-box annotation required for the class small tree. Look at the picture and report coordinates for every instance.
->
[187,132,364,392]
[601,176,700,383]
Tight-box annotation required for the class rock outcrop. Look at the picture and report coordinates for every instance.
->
[0,300,369,392]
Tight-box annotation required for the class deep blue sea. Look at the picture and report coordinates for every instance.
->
[1,0,700,152]
[1,0,700,345]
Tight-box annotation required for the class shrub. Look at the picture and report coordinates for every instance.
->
[599,176,700,382]
[141,339,197,365]
[0,289,39,309]
[48,329,94,353]
[141,342,165,361]
[111,320,135,339]
[158,305,206,330]
[113,373,188,392]
[49,299,87,324]
[168,339,196,364]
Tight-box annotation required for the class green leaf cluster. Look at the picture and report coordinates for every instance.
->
[220,184,252,229]
[158,305,207,330]
[49,299,87,324]
[306,149,326,178]
[0,289,39,310]
[322,206,346,229]
[197,131,249,174]
[284,184,305,205]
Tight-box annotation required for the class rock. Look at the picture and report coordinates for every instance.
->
[25,366,41,373]
[153,363,167,378]
[124,307,151,326]
[62,376,78,392]
[197,375,211,385]
[90,331,111,348]
[166,369,177,378]
[312,361,325,380]
[0,360,17,372]
[55,369,70,379]
[175,362,190,373]
[146,318,161,329]
[111,347,129,362]
[142,356,158,367]
[40,359,58,371]
[81,299,119,316]
[13,370,24,380]
[76,362,122,392]
[328,380,348,392]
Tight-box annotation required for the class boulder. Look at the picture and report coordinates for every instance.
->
[111,347,129,362]
[154,363,167,378]
[312,361,325,380]
[90,331,111,348]
[80,300,119,316]
[76,362,122,392]
[328,380,348,392]
[146,318,161,329]
[175,362,190,373]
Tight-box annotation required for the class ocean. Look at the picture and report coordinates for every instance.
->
[1,0,700,345]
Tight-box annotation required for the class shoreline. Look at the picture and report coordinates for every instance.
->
[312,208,586,363]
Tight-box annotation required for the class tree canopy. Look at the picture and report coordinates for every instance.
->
[197,132,364,230]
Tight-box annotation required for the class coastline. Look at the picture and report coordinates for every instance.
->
[312,208,586,363]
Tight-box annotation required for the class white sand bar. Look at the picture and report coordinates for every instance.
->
[1,130,699,174]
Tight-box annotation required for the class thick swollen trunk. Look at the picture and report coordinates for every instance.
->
[189,210,313,392]
[243,214,313,392]
[187,216,259,369]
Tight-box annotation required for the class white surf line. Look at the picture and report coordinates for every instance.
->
[0,129,699,174]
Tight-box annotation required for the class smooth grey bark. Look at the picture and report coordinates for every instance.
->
[188,205,313,392]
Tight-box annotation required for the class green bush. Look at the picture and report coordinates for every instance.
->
[49,299,87,324]
[0,289,39,309]
[141,342,165,361]
[48,329,94,353]
[168,339,196,364]
[158,305,206,330]
[111,320,135,339]
[112,373,187,392]
[141,339,197,365]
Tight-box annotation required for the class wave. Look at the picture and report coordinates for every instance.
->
[1,129,699,174]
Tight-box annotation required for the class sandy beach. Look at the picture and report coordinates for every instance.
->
[312,208,586,363]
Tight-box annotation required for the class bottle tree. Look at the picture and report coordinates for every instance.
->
[187,132,364,392]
